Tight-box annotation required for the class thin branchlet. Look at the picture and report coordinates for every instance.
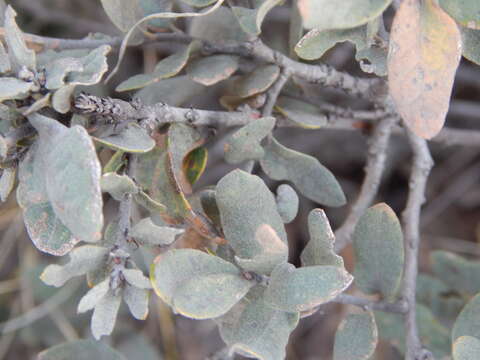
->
[401,131,435,360]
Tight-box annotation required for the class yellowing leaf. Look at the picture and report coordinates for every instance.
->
[388,0,462,139]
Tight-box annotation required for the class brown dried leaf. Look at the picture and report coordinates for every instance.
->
[388,0,462,139]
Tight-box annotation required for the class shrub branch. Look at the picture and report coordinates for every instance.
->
[335,116,397,251]
[401,131,435,360]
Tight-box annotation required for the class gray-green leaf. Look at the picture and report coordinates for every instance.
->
[66,45,111,86]
[40,245,108,287]
[453,336,480,360]
[233,64,280,98]
[38,339,126,360]
[0,41,11,73]
[263,262,353,312]
[224,117,276,164]
[0,166,16,202]
[91,291,121,339]
[453,293,480,342]
[353,203,404,300]
[150,249,254,319]
[234,224,288,275]
[187,55,239,86]
[93,123,155,153]
[333,311,378,360]
[260,138,346,207]
[275,96,328,129]
[17,143,78,255]
[0,77,33,101]
[461,27,480,65]
[298,0,392,30]
[100,0,144,32]
[122,268,152,289]
[4,5,36,71]
[77,279,110,313]
[101,172,138,201]
[189,7,250,43]
[275,184,299,224]
[431,250,480,296]
[216,170,287,274]
[439,0,480,30]
[180,0,218,7]
[29,114,104,243]
[231,0,282,36]
[295,26,367,60]
[301,209,344,267]
[124,285,149,320]
[217,286,299,360]
[130,217,184,246]
[375,303,450,358]
[116,42,198,92]
[45,57,84,90]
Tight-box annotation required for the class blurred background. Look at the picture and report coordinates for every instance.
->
[1,0,480,359]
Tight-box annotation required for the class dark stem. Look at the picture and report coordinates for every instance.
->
[115,154,137,250]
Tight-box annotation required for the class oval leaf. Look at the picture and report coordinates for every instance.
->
[234,224,288,275]
[275,96,328,129]
[439,0,480,29]
[216,170,287,274]
[453,336,480,360]
[150,249,254,319]
[352,203,404,300]
[78,279,110,313]
[461,27,480,65]
[231,0,282,36]
[94,123,155,153]
[388,0,462,139]
[42,124,103,243]
[453,293,480,342]
[91,291,121,340]
[217,286,299,360]
[0,166,16,202]
[100,0,143,32]
[260,138,346,207]
[224,117,276,164]
[17,144,78,256]
[189,7,250,43]
[187,55,239,86]
[275,184,299,224]
[263,263,353,312]
[295,26,368,61]
[116,42,198,92]
[38,339,126,360]
[130,217,184,246]
[431,250,480,296]
[333,312,378,360]
[124,285,149,320]
[233,64,280,98]
[298,0,392,30]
